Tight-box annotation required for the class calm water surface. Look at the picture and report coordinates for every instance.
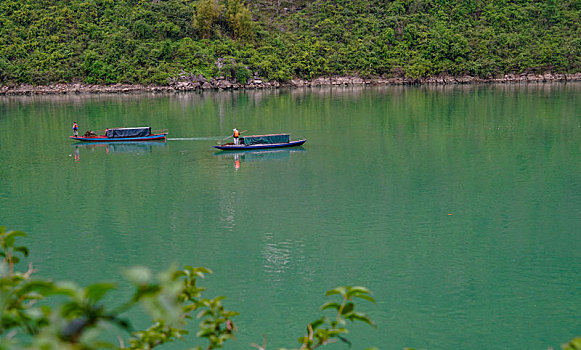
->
[1,84,580,349]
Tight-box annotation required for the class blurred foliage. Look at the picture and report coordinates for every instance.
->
[0,226,376,349]
[0,0,579,85]
[563,338,581,350]
[0,226,239,350]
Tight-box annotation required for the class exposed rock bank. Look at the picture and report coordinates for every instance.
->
[1,73,580,95]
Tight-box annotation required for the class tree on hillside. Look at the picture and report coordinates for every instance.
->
[225,0,255,41]
[193,0,222,39]
[193,0,255,40]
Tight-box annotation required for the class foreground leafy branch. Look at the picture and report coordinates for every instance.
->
[563,338,581,350]
[297,286,376,350]
[2,226,578,350]
[0,226,375,350]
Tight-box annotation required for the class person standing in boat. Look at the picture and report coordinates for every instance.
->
[233,128,240,145]
[72,122,78,137]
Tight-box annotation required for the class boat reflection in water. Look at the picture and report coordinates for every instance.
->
[213,147,306,170]
[72,141,167,160]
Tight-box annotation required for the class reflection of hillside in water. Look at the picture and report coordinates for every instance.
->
[74,141,167,154]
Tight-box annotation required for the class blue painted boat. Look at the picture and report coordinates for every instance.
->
[73,141,167,153]
[213,133,306,150]
[70,127,168,142]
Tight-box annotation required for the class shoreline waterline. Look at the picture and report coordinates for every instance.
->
[2,72,581,96]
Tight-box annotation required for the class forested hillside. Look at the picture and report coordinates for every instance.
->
[1,0,580,86]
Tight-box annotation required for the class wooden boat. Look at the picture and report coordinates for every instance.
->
[213,133,306,150]
[70,127,168,142]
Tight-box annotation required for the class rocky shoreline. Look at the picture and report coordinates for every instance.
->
[1,72,580,95]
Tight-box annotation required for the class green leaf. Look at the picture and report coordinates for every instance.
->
[196,328,215,337]
[2,230,26,248]
[21,280,56,295]
[52,281,80,297]
[298,336,310,344]
[326,286,346,297]
[348,286,371,295]
[222,311,239,317]
[196,309,213,319]
[134,285,161,300]
[173,270,187,278]
[309,316,326,330]
[563,337,581,350]
[341,302,354,315]
[14,246,29,257]
[320,301,341,311]
[353,293,375,303]
[195,266,212,274]
[328,328,349,336]
[346,311,376,327]
[85,282,117,302]
[185,265,212,278]
[183,305,198,313]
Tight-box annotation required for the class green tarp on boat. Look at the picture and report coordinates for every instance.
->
[243,134,290,146]
[106,127,151,138]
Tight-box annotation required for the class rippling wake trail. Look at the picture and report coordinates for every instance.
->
[168,137,222,141]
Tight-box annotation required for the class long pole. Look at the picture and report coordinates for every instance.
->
[217,130,247,144]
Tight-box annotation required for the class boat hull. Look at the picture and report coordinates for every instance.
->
[213,139,306,150]
[70,133,168,142]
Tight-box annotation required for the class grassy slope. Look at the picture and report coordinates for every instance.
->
[0,0,580,85]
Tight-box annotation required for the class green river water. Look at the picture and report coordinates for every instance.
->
[1,84,580,349]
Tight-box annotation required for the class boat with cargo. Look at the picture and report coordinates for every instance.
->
[213,133,306,150]
[70,127,168,142]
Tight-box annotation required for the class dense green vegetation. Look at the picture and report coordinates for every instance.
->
[0,0,580,86]
[0,226,376,349]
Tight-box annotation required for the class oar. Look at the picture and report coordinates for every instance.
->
[217,130,247,144]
